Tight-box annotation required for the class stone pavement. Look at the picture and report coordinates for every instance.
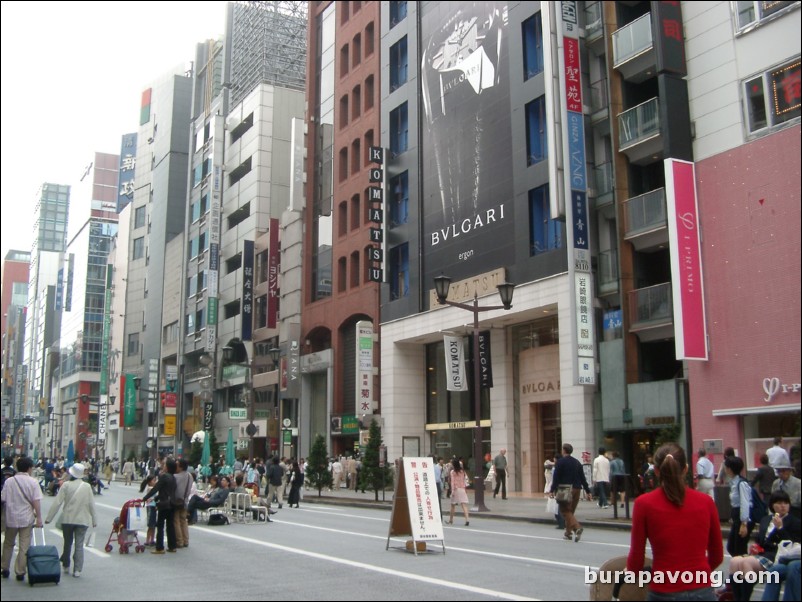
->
[300,484,637,531]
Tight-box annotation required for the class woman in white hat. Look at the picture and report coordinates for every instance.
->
[44,463,97,578]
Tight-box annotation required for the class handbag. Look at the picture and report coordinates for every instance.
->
[127,504,148,531]
[556,484,573,504]
[546,496,558,514]
[776,540,801,563]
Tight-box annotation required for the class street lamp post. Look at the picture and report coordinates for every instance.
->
[433,275,515,512]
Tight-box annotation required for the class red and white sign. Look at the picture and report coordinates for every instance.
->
[402,458,444,542]
[665,159,708,360]
[563,37,582,113]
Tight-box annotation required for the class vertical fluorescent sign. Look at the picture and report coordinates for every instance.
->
[665,159,708,361]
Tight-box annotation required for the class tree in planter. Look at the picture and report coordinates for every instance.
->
[359,419,393,501]
[306,434,333,496]
[189,439,203,467]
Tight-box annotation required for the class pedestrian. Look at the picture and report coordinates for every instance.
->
[716,447,735,485]
[593,447,611,508]
[43,462,97,578]
[433,457,444,502]
[122,458,134,486]
[726,490,800,601]
[139,474,158,546]
[173,459,192,549]
[544,456,556,493]
[695,448,715,500]
[0,456,43,581]
[609,451,627,508]
[103,459,113,485]
[724,455,754,558]
[752,453,776,501]
[493,449,508,500]
[448,458,470,526]
[331,457,344,491]
[266,456,285,509]
[767,436,791,474]
[549,443,592,543]
[142,458,177,554]
[640,454,657,493]
[627,443,723,601]
[771,457,801,520]
[287,461,303,508]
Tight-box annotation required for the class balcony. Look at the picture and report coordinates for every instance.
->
[612,13,656,82]
[589,79,609,128]
[584,2,605,55]
[628,282,673,341]
[618,98,662,165]
[597,249,619,296]
[594,162,614,209]
[622,188,667,250]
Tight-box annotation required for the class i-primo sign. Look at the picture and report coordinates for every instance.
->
[368,146,385,283]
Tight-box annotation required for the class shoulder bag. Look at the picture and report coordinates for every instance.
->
[556,484,573,504]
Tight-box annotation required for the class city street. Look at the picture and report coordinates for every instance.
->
[2,483,641,601]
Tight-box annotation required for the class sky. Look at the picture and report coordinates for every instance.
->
[0,1,229,275]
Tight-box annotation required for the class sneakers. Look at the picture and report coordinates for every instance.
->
[563,533,573,540]
[15,574,25,581]
[63,565,70,573]
[151,549,166,555]
[574,527,584,543]
[1,570,9,579]
[73,571,81,578]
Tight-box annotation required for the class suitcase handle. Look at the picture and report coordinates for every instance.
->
[32,526,47,546]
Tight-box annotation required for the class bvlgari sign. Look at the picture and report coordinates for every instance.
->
[519,345,560,404]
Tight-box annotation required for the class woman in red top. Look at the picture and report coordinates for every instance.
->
[627,443,723,601]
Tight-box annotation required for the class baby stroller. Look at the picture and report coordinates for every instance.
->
[104,499,146,554]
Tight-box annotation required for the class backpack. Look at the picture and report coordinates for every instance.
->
[741,477,768,524]
[207,513,229,526]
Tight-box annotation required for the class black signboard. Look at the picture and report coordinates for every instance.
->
[652,1,686,77]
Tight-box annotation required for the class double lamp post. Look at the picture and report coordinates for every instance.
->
[433,275,515,512]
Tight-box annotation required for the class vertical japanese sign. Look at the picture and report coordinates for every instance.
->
[478,331,493,389]
[207,161,222,352]
[267,218,280,329]
[665,159,708,361]
[356,321,374,414]
[652,1,686,77]
[368,147,384,283]
[100,264,112,395]
[117,133,137,213]
[443,335,468,392]
[55,267,64,311]
[203,401,214,432]
[123,374,137,428]
[403,458,444,542]
[241,240,254,341]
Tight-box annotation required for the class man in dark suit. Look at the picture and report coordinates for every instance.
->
[549,443,592,543]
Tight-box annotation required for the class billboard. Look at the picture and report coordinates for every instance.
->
[420,2,514,294]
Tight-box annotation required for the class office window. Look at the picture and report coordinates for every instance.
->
[191,200,201,223]
[390,37,408,91]
[339,147,349,182]
[340,95,349,129]
[390,243,409,300]
[390,1,407,28]
[351,139,361,175]
[228,156,252,186]
[351,194,361,230]
[339,201,348,237]
[187,274,197,297]
[365,75,375,111]
[390,103,409,156]
[350,251,360,288]
[365,22,375,56]
[736,1,797,31]
[132,237,145,260]
[127,333,139,356]
[352,33,361,67]
[352,85,361,120]
[134,206,146,229]
[338,257,347,292]
[522,13,544,80]
[195,308,205,331]
[529,184,563,256]
[389,171,409,227]
[224,300,240,320]
[340,44,349,77]
[526,96,548,165]
[744,58,801,134]
[186,312,195,334]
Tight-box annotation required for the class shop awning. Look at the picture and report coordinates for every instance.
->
[712,403,799,417]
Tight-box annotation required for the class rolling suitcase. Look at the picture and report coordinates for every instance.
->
[27,527,60,586]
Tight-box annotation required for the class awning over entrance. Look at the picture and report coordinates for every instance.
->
[712,403,799,417]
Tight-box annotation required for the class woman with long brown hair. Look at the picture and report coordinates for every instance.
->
[627,443,723,601]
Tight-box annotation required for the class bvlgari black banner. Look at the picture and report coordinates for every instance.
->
[421,1,515,297]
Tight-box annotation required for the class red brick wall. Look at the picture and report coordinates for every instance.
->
[689,125,801,453]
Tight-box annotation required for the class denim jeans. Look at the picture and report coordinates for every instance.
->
[60,524,88,572]
[646,586,715,601]
[762,560,802,602]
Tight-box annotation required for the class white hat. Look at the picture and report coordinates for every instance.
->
[69,463,86,480]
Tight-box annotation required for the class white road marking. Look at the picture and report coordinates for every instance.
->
[193,526,537,601]
[46,529,110,559]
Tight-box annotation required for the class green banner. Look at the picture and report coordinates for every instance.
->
[124,373,138,427]
[99,283,112,395]
[342,415,360,435]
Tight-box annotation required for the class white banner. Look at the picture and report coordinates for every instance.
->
[403,458,444,542]
[443,335,468,392]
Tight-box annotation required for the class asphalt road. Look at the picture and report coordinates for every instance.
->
[1,483,645,601]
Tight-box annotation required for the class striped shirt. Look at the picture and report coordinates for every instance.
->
[0,473,42,528]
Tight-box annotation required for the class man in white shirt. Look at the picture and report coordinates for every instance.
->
[767,437,791,475]
[592,448,611,509]
[1,456,43,581]
[695,448,715,499]
[331,458,344,490]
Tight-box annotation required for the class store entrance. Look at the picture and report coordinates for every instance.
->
[429,427,490,480]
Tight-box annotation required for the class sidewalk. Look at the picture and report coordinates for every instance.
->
[300,485,637,532]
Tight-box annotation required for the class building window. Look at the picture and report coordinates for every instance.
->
[134,206,146,229]
[350,251,360,288]
[389,171,409,227]
[340,94,349,129]
[195,308,205,331]
[390,243,409,300]
[522,12,544,80]
[340,44,349,77]
[341,1,349,24]
[390,103,409,156]
[365,22,375,56]
[390,37,408,91]
[132,237,145,260]
[338,257,347,293]
[227,202,251,230]
[339,147,349,182]
[228,156,252,186]
[390,1,407,28]
[529,184,563,256]
[743,57,801,134]
[365,75,375,111]
[230,112,253,143]
[127,333,139,356]
[351,194,361,230]
[339,201,348,237]
[735,1,797,32]
[351,138,361,175]
[187,274,197,297]
[352,33,362,67]
[224,300,240,320]
[226,253,242,274]
[526,96,547,165]
[352,85,361,120]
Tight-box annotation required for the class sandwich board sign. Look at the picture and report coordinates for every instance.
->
[386,457,445,555]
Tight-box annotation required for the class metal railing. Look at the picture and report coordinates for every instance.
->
[629,282,672,325]
[618,97,660,148]
[622,188,666,235]
[612,13,653,66]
